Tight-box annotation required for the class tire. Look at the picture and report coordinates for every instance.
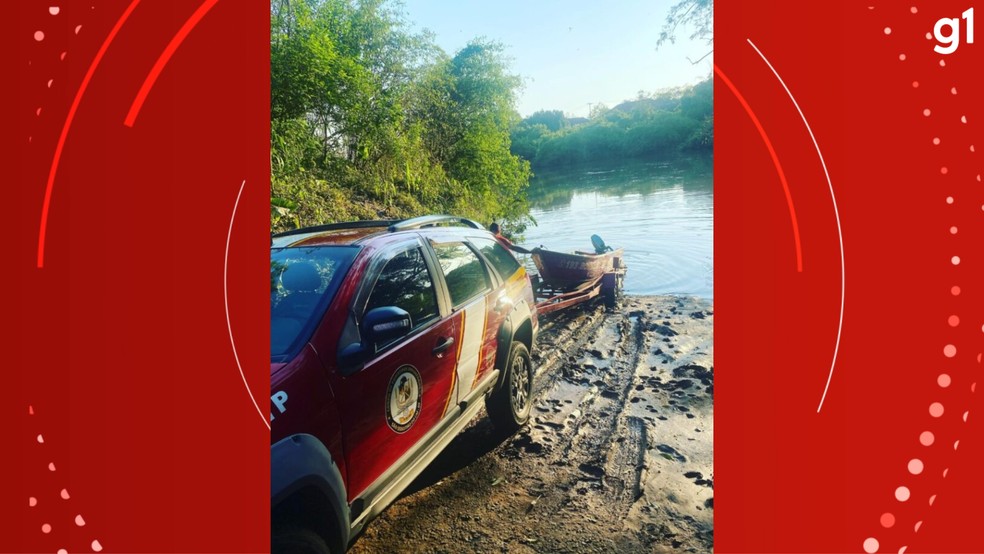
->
[272,524,333,554]
[604,272,625,310]
[488,341,534,433]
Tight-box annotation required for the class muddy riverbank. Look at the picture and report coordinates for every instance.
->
[350,295,714,553]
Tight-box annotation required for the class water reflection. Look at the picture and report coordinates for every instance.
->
[520,158,713,299]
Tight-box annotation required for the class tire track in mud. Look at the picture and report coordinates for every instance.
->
[560,311,650,523]
[351,297,714,554]
[608,416,647,506]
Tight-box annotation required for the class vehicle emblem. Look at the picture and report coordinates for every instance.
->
[386,365,422,433]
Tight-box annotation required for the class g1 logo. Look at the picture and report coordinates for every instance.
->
[934,7,975,54]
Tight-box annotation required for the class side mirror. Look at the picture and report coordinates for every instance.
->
[338,307,412,372]
[362,306,413,346]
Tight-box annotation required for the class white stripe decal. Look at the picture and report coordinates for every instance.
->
[455,298,486,398]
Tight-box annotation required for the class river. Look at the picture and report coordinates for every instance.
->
[516,158,713,299]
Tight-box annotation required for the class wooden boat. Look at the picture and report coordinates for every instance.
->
[531,246,624,290]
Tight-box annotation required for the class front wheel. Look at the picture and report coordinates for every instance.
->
[271,524,332,554]
[487,341,534,433]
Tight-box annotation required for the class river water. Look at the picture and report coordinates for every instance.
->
[516,158,713,299]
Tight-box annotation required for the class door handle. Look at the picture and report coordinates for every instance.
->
[432,336,455,356]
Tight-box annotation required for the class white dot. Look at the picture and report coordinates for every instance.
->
[908,459,924,474]
[29,497,37,507]
[971,145,976,152]
[923,108,932,116]
[37,434,44,443]
[951,256,960,265]
[946,196,953,204]
[48,462,56,471]
[885,27,893,34]
[950,226,958,234]
[933,137,940,145]
[75,24,82,34]
[896,486,911,501]
[864,537,880,553]
[57,550,68,554]
[941,167,949,175]
[951,87,958,94]
[939,373,952,387]
[34,31,45,41]
[926,32,933,39]
[75,514,86,526]
[60,488,70,499]
[49,6,60,15]
[42,523,52,534]
[899,53,907,61]
[911,6,918,13]
[961,115,968,123]
[920,431,935,445]
[940,59,947,67]
[92,539,103,552]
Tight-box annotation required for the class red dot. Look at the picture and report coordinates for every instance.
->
[951,285,961,296]
[941,167,949,175]
[881,512,896,528]
[948,315,960,326]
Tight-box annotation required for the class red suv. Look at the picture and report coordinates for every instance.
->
[270,215,539,553]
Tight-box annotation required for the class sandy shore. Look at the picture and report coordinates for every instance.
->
[350,295,714,553]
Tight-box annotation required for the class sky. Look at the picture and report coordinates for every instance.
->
[401,0,712,118]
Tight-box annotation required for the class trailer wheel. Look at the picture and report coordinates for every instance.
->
[604,274,624,309]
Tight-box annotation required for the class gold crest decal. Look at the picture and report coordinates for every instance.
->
[386,365,422,433]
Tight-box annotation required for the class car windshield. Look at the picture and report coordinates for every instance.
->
[271,246,357,362]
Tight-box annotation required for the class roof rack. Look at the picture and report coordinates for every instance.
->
[272,219,397,238]
[271,215,484,240]
[388,215,483,232]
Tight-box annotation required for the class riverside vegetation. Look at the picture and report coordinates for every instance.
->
[271,0,713,232]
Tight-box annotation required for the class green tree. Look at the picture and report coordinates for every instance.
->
[657,0,713,47]
[270,1,531,231]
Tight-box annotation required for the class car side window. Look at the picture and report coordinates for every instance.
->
[471,237,522,280]
[365,248,439,330]
[433,242,491,308]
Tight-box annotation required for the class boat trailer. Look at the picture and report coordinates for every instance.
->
[532,255,626,315]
